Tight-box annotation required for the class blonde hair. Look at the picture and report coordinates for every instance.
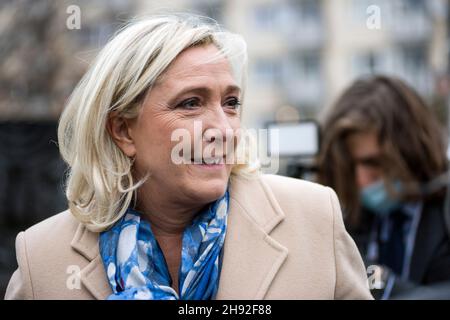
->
[58,14,258,232]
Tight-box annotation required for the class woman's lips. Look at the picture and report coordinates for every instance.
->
[193,163,225,169]
[190,157,225,164]
[190,157,226,169]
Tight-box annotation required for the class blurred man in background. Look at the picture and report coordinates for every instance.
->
[317,75,450,299]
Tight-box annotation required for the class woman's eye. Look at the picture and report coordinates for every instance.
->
[177,98,201,109]
[224,97,241,110]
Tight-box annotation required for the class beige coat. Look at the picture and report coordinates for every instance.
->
[5,174,373,300]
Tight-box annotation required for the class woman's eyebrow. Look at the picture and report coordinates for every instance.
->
[223,85,241,95]
[173,84,241,98]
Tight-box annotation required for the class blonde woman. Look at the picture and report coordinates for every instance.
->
[5,15,372,300]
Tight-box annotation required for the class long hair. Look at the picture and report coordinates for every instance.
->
[58,14,256,232]
[317,75,448,228]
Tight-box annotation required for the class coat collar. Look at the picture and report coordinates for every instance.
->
[216,174,288,299]
[70,174,288,300]
[71,223,112,299]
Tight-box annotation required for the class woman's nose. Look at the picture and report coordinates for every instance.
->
[202,107,235,142]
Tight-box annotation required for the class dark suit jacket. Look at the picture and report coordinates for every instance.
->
[350,195,450,299]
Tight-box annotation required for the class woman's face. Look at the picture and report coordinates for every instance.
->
[125,44,241,207]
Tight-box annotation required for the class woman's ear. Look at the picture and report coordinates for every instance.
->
[107,113,137,158]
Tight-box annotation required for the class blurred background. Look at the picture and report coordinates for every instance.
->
[0,0,449,297]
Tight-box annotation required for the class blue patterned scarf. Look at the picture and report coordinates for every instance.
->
[99,191,229,300]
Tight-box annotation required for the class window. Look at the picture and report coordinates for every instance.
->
[253,59,281,85]
[253,4,279,30]
[352,52,384,76]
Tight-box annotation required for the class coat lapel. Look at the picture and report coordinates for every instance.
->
[216,175,289,299]
[71,223,112,299]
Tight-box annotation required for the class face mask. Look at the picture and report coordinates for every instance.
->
[360,180,402,217]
